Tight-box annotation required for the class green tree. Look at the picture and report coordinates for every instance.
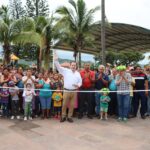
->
[9,0,25,19]
[35,16,59,70]
[0,6,12,65]
[106,51,144,66]
[56,0,100,68]
[25,0,49,18]
[0,6,41,65]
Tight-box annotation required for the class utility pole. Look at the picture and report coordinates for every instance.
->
[101,0,106,65]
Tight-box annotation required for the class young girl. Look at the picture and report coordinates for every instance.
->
[23,83,35,121]
[52,86,63,119]
[100,88,111,120]
[51,73,63,118]
[0,82,10,117]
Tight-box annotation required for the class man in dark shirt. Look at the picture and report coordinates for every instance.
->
[132,66,148,119]
[78,63,95,119]
[95,65,109,118]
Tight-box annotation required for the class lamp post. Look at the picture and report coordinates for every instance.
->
[101,0,106,65]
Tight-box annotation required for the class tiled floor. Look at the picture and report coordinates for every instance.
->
[0,117,150,150]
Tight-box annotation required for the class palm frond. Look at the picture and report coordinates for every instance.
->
[12,31,42,47]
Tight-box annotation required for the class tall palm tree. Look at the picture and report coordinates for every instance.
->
[56,0,100,67]
[0,6,41,66]
[35,16,59,70]
[0,6,12,65]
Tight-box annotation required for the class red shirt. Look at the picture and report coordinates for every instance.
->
[80,70,95,88]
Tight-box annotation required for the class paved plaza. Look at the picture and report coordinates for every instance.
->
[0,117,150,150]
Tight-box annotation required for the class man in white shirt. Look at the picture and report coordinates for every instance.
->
[54,51,82,123]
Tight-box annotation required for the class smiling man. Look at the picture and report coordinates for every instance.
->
[54,51,82,123]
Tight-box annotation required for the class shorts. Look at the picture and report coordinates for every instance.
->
[100,107,108,113]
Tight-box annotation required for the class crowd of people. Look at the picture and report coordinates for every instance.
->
[0,56,150,123]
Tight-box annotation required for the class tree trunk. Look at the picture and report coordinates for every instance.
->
[78,52,81,69]
[3,44,10,66]
[37,47,42,72]
[74,51,77,62]
[14,44,21,66]
[43,43,50,70]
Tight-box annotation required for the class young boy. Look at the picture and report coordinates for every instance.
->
[100,88,111,120]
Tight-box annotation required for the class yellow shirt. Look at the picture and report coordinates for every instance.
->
[52,92,63,107]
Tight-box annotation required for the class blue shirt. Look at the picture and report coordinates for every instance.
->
[39,80,52,98]
[95,73,109,90]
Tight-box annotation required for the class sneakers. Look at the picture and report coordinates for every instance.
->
[117,117,128,122]
[11,116,15,120]
[105,117,108,120]
[123,117,128,122]
[117,117,122,122]
[29,116,33,120]
[24,116,27,121]
[17,116,20,119]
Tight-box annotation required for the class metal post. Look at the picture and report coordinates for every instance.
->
[101,0,106,66]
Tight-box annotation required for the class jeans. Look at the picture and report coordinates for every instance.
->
[40,96,51,109]
[133,92,147,116]
[1,103,9,116]
[147,96,150,115]
[117,94,130,118]
[95,92,101,115]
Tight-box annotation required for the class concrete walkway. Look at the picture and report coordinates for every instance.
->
[0,117,150,150]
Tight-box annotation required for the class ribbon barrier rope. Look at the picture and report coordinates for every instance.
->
[0,86,149,93]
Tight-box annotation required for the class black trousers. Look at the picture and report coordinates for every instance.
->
[78,88,94,116]
[108,92,118,115]
[11,100,19,116]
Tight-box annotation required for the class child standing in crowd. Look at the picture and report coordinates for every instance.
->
[0,83,10,117]
[23,83,36,121]
[51,73,63,117]
[52,86,63,119]
[9,81,20,119]
[100,88,111,120]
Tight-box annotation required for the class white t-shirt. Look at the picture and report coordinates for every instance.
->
[23,89,36,102]
[9,86,19,101]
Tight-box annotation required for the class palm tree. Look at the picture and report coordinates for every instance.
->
[35,16,59,70]
[0,5,41,66]
[0,5,12,65]
[56,0,100,68]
